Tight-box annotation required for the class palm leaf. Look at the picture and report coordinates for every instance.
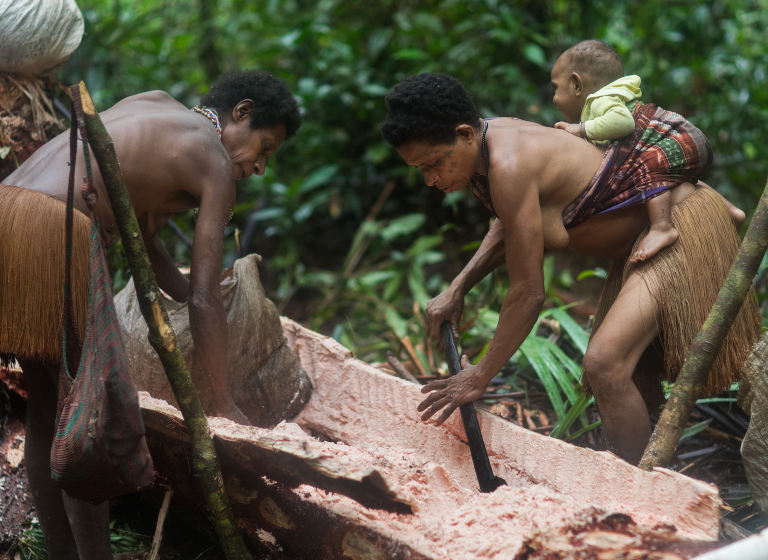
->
[519,338,567,419]
[546,306,589,355]
[549,393,594,439]
[546,340,583,384]
[523,336,580,405]
[566,421,602,442]
[679,419,712,442]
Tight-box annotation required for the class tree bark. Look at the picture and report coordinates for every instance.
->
[639,177,768,471]
[199,0,221,84]
[72,82,251,560]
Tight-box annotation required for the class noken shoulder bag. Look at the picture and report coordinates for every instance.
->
[50,85,154,504]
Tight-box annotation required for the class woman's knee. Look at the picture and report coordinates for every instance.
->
[582,345,631,397]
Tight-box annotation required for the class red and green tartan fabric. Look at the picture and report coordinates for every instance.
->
[561,102,714,230]
[50,86,154,504]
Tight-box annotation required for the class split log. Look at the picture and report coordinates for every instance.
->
[639,176,768,471]
[8,324,724,559]
[72,82,250,560]
[140,320,719,559]
[139,393,412,514]
[139,394,426,560]
[283,318,722,542]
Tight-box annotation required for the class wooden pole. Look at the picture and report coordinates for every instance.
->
[385,351,420,384]
[72,82,251,560]
[148,487,173,560]
[639,177,768,470]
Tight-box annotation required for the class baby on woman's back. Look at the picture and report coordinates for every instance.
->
[550,39,743,262]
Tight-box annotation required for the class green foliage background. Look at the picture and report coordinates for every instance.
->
[56,0,768,411]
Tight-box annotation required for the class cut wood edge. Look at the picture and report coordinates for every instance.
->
[138,393,412,514]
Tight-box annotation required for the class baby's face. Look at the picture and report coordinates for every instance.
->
[550,57,583,123]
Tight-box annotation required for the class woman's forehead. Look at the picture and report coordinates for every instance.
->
[396,141,446,165]
[257,122,287,142]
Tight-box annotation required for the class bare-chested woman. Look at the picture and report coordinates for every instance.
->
[0,70,300,559]
[381,73,760,468]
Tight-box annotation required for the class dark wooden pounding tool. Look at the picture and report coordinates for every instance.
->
[440,321,507,492]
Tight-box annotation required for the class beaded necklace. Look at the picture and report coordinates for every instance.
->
[466,120,496,216]
[481,120,489,176]
[191,106,222,137]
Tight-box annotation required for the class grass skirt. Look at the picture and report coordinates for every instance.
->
[0,184,89,366]
[586,185,762,410]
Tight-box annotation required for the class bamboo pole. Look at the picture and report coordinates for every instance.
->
[639,177,768,471]
[71,82,251,560]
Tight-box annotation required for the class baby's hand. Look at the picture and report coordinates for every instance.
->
[554,122,583,137]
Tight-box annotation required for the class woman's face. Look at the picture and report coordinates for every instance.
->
[221,100,286,180]
[396,124,483,194]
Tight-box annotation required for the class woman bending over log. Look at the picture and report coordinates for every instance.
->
[0,70,300,560]
[381,73,760,466]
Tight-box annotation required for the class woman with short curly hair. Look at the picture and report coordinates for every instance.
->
[382,72,760,467]
[0,69,300,559]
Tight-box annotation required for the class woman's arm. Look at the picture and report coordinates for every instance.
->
[187,165,250,425]
[419,168,546,425]
[144,233,190,301]
[426,218,506,339]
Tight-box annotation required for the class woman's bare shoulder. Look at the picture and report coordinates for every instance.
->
[107,91,186,117]
[486,117,543,129]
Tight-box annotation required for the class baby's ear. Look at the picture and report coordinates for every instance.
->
[570,72,585,96]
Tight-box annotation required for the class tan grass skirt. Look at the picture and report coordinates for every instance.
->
[586,185,762,410]
[0,184,90,365]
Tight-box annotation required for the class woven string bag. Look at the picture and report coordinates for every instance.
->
[50,85,154,504]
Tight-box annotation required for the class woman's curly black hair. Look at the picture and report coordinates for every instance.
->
[200,70,302,139]
[380,73,480,147]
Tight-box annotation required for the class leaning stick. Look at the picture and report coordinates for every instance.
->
[72,82,251,560]
[639,177,768,470]
[400,336,427,376]
[148,487,173,560]
[385,351,420,384]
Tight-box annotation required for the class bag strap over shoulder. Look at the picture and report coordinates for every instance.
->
[62,86,99,380]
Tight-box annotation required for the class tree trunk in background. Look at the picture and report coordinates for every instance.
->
[199,0,221,84]
[72,82,251,560]
[639,176,768,471]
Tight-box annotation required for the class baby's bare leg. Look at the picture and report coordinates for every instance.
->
[630,190,679,263]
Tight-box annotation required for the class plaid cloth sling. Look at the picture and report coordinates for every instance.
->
[50,86,154,504]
